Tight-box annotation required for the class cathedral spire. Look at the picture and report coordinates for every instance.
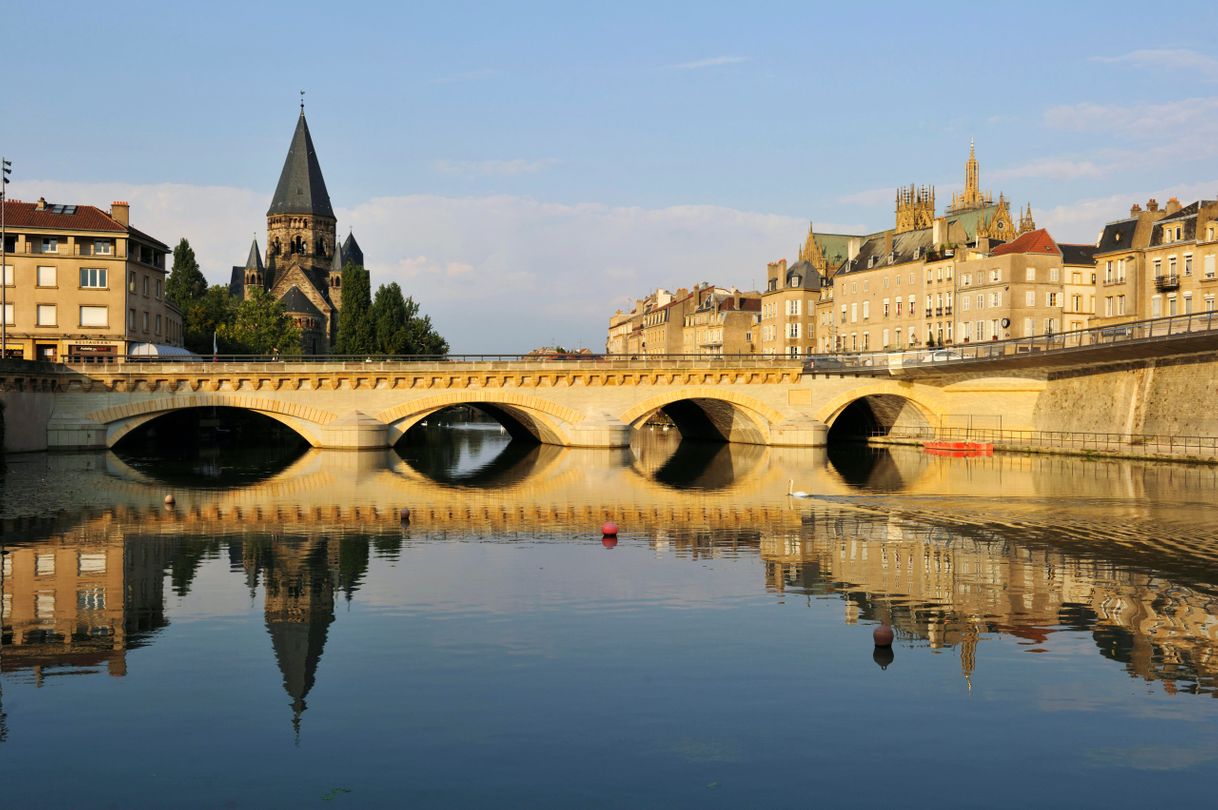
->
[267,109,334,219]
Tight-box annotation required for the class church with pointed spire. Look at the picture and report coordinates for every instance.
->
[231,104,365,353]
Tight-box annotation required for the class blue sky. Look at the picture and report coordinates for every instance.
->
[7,1,1218,351]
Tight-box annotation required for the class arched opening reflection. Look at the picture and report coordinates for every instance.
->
[111,407,309,486]
[826,445,912,492]
[630,429,764,491]
[396,405,554,486]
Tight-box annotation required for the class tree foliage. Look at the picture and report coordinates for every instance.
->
[183,285,236,354]
[335,263,375,354]
[368,280,448,355]
[218,288,301,355]
[166,238,207,309]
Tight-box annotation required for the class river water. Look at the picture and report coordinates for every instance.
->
[3,425,1218,807]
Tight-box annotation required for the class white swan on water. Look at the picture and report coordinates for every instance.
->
[787,479,812,498]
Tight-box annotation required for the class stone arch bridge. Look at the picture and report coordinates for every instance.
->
[17,357,1046,450]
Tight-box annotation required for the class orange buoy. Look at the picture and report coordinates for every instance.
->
[601,521,618,537]
[873,625,894,647]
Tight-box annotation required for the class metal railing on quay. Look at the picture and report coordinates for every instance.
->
[805,310,1218,373]
[58,352,806,370]
[875,426,1218,457]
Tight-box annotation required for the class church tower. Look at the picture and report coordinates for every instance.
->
[948,140,993,213]
[265,105,337,273]
[895,184,935,234]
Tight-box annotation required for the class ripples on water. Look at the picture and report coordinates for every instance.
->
[3,428,1218,806]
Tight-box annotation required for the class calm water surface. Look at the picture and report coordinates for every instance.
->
[3,426,1218,808]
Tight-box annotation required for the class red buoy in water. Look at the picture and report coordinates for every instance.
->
[601,536,618,549]
[873,625,894,647]
[601,521,618,537]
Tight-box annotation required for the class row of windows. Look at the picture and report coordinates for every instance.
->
[1151,292,1217,317]
[10,237,114,256]
[0,265,165,298]
[0,303,165,334]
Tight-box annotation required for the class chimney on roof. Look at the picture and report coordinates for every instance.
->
[1165,197,1182,214]
[847,236,862,261]
[110,201,130,226]
[1147,198,1159,212]
[932,216,948,246]
[35,196,47,211]
[1130,202,1143,216]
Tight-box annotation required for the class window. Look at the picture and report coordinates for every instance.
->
[37,265,57,287]
[883,298,890,317]
[961,273,971,287]
[862,301,870,320]
[1117,295,1126,316]
[1185,254,1193,276]
[1105,261,1113,283]
[36,304,57,326]
[1044,318,1058,335]
[1046,292,1059,307]
[962,297,970,312]
[787,322,801,339]
[129,271,137,292]
[882,328,890,346]
[1025,291,1036,307]
[1025,268,1036,282]
[990,268,1000,282]
[41,237,58,253]
[896,299,903,316]
[839,304,847,323]
[128,308,136,329]
[155,313,162,334]
[2,303,11,325]
[143,275,150,296]
[1117,259,1127,282]
[156,278,162,298]
[785,299,801,316]
[1104,297,1114,317]
[850,302,858,323]
[1184,293,1193,315]
[1207,254,1217,279]
[976,293,984,310]
[1049,267,1060,282]
[1024,317,1035,336]
[94,239,113,255]
[1153,258,1162,278]
[1169,256,1177,276]
[1206,294,1215,313]
[2,264,11,285]
[80,267,107,288]
[79,306,108,327]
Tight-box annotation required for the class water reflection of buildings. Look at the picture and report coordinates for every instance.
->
[0,524,170,682]
[6,440,1218,705]
[753,512,1218,695]
[0,518,385,735]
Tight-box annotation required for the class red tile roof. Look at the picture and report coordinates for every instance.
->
[990,228,1060,256]
[1,199,126,232]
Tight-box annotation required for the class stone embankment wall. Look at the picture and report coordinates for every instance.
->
[1034,354,1218,438]
[0,361,58,453]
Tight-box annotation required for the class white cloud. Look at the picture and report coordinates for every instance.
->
[11,178,827,353]
[665,55,748,70]
[1091,48,1218,81]
[431,158,558,176]
[1044,96,1218,138]
[1037,178,1218,244]
[991,157,1108,182]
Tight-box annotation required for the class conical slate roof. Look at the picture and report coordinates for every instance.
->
[245,239,264,272]
[342,231,364,267]
[330,240,344,273]
[268,111,334,218]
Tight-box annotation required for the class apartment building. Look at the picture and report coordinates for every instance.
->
[682,285,760,355]
[1,198,182,361]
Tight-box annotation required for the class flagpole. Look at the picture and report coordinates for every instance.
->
[1,157,9,359]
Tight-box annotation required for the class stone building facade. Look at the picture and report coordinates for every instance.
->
[1,198,182,361]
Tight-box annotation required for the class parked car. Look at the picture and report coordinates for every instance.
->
[803,354,848,371]
[921,349,963,363]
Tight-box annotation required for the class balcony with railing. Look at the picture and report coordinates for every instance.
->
[1155,274,1180,292]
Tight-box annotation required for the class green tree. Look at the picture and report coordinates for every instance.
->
[218,288,301,354]
[335,263,374,354]
[183,285,237,354]
[165,238,207,310]
[369,282,449,355]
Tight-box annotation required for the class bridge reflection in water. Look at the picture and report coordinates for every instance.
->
[4,432,1218,728]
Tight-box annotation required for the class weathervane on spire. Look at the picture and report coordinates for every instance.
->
[300,89,306,112]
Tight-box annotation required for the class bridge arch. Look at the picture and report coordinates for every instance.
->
[618,388,786,444]
[815,382,944,440]
[89,394,335,448]
[376,392,583,446]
